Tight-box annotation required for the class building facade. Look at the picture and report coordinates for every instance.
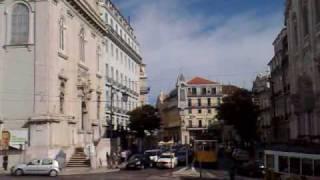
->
[100,0,148,149]
[268,28,291,143]
[0,0,148,168]
[285,0,320,143]
[252,73,272,143]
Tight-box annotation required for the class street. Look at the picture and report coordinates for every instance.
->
[0,169,179,180]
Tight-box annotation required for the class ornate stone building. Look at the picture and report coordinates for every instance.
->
[0,0,148,168]
[268,28,291,143]
[285,0,320,143]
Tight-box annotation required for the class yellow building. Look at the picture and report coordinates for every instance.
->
[158,75,231,145]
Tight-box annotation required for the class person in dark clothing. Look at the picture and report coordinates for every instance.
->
[3,155,8,171]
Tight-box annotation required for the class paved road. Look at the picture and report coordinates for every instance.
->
[0,168,179,180]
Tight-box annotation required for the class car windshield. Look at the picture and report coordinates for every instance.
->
[129,155,142,161]
[160,155,173,159]
[145,151,158,156]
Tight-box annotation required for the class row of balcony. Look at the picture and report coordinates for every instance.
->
[187,93,222,97]
[105,105,130,114]
[106,77,139,96]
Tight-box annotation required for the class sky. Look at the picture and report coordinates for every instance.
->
[113,0,286,104]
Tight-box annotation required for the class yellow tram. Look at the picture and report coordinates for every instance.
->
[193,140,218,167]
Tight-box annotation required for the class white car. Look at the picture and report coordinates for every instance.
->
[156,153,178,169]
[144,149,161,166]
[11,159,60,177]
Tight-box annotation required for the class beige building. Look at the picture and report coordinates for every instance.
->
[158,75,226,145]
[0,0,147,169]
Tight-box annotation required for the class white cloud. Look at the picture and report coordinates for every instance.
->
[117,0,284,104]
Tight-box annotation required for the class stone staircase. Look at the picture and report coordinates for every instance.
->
[67,147,90,168]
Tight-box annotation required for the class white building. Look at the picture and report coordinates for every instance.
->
[100,0,148,150]
[0,0,148,169]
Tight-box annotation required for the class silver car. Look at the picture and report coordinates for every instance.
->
[11,159,60,177]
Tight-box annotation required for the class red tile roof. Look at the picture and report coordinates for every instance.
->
[187,77,218,85]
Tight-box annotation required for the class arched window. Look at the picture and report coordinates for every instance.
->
[11,3,29,44]
[59,18,65,50]
[79,28,85,62]
[301,0,309,36]
[315,0,320,24]
[292,14,299,47]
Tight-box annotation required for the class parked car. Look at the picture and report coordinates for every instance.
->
[125,154,150,170]
[156,153,178,169]
[237,160,265,177]
[11,159,60,177]
[232,149,250,161]
[144,149,161,167]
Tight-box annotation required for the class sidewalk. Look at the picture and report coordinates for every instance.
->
[61,167,119,176]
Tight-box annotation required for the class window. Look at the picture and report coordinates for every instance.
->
[207,98,211,106]
[42,159,53,165]
[279,156,288,173]
[111,67,114,80]
[11,3,29,44]
[217,97,221,105]
[211,88,216,95]
[96,46,101,71]
[110,19,114,28]
[198,120,202,127]
[201,88,206,95]
[302,1,309,36]
[289,157,300,175]
[59,81,65,114]
[188,99,192,107]
[106,64,109,78]
[111,43,114,56]
[97,94,101,119]
[79,28,85,62]
[198,109,202,114]
[59,18,65,50]
[105,40,109,52]
[198,99,201,107]
[316,0,320,24]
[188,109,192,114]
[208,109,212,114]
[302,158,313,176]
[105,13,108,24]
[188,120,192,127]
[115,24,118,32]
[116,48,118,60]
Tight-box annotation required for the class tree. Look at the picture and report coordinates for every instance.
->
[216,89,258,144]
[128,105,160,138]
[128,105,160,152]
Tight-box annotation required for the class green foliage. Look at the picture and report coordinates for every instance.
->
[216,89,258,142]
[128,105,161,138]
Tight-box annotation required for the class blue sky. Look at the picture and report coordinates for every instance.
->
[113,0,286,104]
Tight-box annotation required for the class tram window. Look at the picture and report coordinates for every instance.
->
[266,155,274,169]
[315,160,320,177]
[301,158,313,176]
[279,156,289,173]
[289,157,300,174]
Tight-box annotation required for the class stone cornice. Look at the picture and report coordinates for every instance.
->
[106,25,142,64]
[66,0,107,36]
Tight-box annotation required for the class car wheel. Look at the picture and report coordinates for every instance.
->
[49,170,58,177]
[14,169,23,176]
